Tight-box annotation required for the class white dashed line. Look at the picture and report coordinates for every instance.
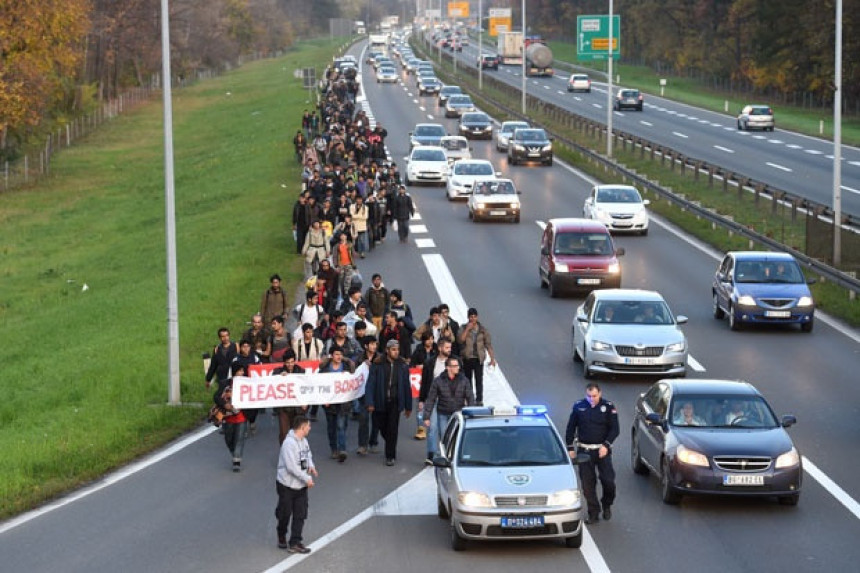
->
[714,145,735,154]
[640,121,653,127]
[787,144,803,149]
[766,162,792,172]
[767,139,784,144]
[672,131,688,139]
[592,103,602,108]
[410,224,428,234]
[805,149,824,155]
[415,238,436,248]
[849,161,860,167]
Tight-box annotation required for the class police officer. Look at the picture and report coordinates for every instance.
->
[565,382,619,524]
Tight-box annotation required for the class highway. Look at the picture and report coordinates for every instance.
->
[1,41,859,573]
[437,37,860,218]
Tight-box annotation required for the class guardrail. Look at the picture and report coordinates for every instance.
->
[414,37,860,295]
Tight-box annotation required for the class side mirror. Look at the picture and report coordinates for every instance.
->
[643,199,651,206]
[432,455,451,468]
[517,189,522,195]
[645,412,664,426]
[495,171,502,176]
[781,415,797,428]
[676,315,688,325]
[806,278,817,285]
[403,157,409,162]
[572,452,591,465]
[408,132,413,137]
[615,247,625,256]
[541,246,549,256]
[576,313,589,323]
[716,272,725,282]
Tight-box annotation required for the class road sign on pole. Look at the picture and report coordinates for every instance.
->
[577,15,620,61]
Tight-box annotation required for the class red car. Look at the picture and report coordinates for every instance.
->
[539,218,624,298]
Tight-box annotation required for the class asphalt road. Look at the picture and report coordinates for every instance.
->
[436,37,860,218]
[2,41,859,573]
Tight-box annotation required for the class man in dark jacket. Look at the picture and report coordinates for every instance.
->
[416,338,454,441]
[292,192,313,254]
[379,311,412,360]
[422,356,473,464]
[365,340,412,466]
[388,185,414,243]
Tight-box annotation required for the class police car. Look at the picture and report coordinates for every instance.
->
[432,405,587,551]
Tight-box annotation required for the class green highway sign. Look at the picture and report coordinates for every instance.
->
[577,15,620,61]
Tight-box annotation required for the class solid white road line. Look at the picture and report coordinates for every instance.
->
[802,457,860,520]
[687,355,706,372]
[841,185,860,196]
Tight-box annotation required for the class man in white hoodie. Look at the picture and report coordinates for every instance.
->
[276,416,318,553]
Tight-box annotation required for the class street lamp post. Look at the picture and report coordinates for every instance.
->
[833,0,843,265]
[606,0,614,158]
[521,0,526,114]
[478,0,482,90]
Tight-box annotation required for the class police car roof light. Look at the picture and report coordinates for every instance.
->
[516,405,548,416]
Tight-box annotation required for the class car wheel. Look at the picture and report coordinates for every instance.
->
[405,173,411,185]
[514,214,520,223]
[728,304,742,331]
[447,191,453,202]
[778,494,800,506]
[468,209,473,220]
[631,432,649,475]
[712,292,725,319]
[640,228,649,236]
[737,120,743,130]
[548,277,559,298]
[573,340,582,362]
[540,273,547,289]
[450,516,467,551]
[437,495,449,519]
[545,157,553,166]
[801,319,814,333]
[564,531,583,548]
[583,360,594,379]
[661,458,682,504]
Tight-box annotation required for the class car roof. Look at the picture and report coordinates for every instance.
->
[414,123,444,130]
[440,135,467,142]
[457,407,555,429]
[455,159,493,166]
[591,289,665,302]
[410,145,446,156]
[571,73,589,78]
[502,121,529,127]
[729,251,796,262]
[660,379,761,397]
[548,218,610,233]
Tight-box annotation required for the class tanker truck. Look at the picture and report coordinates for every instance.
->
[524,36,553,76]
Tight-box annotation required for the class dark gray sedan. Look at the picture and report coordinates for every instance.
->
[458,112,493,140]
[631,379,802,506]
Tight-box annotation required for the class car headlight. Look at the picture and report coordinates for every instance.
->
[542,144,553,151]
[548,489,581,507]
[737,295,756,306]
[666,341,686,353]
[591,340,611,352]
[457,491,492,508]
[797,296,814,307]
[513,144,525,151]
[676,444,709,467]
[510,203,519,209]
[775,447,800,469]
[476,202,486,209]
[608,263,621,274]
[555,263,569,273]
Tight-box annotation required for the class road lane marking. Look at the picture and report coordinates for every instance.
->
[768,139,784,144]
[766,162,792,172]
[802,457,860,520]
[687,355,706,372]
[592,103,602,108]
[640,120,653,127]
[805,149,823,155]
[787,144,803,149]
[714,145,735,154]
[411,224,428,233]
[849,161,860,166]
[415,238,435,248]
[841,185,860,196]
[672,131,689,139]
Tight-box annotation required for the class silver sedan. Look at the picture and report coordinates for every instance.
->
[572,289,688,378]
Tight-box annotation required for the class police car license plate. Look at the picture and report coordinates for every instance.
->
[624,357,656,365]
[578,278,601,285]
[764,310,791,318]
[501,516,545,528]
[723,474,764,486]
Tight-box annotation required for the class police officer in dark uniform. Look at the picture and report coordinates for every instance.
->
[565,382,619,524]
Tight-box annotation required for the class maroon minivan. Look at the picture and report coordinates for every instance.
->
[539,218,624,298]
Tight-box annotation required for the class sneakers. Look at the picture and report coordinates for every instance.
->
[584,514,599,525]
[602,507,612,520]
[330,450,339,459]
[368,445,380,454]
[337,451,347,463]
[277,535,288,549]
[249,423,257,436]
[385,458,395,466]
[288,543,311,554]
[232,460,241,472]
[424,456,434,467]
[413,426,427,440]
[356,447,368,456]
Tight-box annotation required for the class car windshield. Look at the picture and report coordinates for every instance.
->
[415,125,445,137]
[412,149,446,161]
[750,107,773,116]
[621,90,639,97]
[449,96,472,105]
[462,113,489,123]
[572,75,588,81]
[458,425,568,466]
[379,67,395,73]
[516,129,546,142]
[554,232,613,256]
[669,395,779,428]
[597,187,642,203]
[475,180,515,195]
[734,260,805,284]
[441,138,467,150]
[502,123,529,134]
[454,163,493,176]
[593,300,673,324]
[441,87,462,96]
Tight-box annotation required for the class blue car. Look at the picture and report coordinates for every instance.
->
[712,252,815,332]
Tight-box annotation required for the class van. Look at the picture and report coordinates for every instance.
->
[539,218,624,297]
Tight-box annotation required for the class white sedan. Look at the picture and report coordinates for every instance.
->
[446,159,498,201]
[404,146,449,186]
[583,184,650,235]
[468,178,521,223]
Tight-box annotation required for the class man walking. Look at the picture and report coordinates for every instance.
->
[457,308,496,406]
[276,416,317,553]
[388,184,414,243]
[365,340,412,466]
[565,383,619,525]
[261,274,289,326]
[422,356,473,464]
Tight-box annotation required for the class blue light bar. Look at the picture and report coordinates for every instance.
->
[517,405,548,416]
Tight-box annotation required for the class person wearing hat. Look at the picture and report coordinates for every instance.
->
[388,184,415,243]
[365,339,413,466]
[457,307,496,406]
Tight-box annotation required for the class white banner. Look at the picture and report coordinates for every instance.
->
[232,363,369,409]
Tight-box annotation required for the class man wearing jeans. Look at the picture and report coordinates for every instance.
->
[457,307,496,405]
[422,356,474,465]
[276,416,317,553]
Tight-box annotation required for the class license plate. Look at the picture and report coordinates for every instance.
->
[500,516,545,528]
[723,474,764,486]
[528,152,541,157]
[578,278,601,285]
[624,357,656,365]
[764,310,791,318]
[490,210,507,216]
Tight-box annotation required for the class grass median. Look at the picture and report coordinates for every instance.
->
[0,37,347,519]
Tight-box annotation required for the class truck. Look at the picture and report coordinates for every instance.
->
[354,20,366,35]
[497,31,523,65]
[524,36,553,76]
